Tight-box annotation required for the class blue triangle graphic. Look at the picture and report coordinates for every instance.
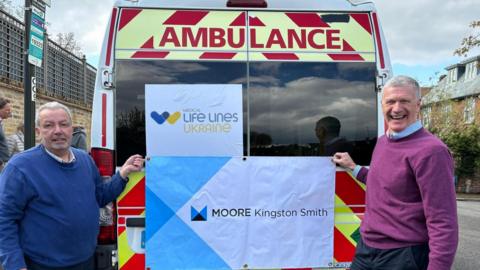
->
[146,157,230,213]
[145,186,175,242]
[146,214,230,270]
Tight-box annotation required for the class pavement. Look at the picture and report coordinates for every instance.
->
[456,193,480,201]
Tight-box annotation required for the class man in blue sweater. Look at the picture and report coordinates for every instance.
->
[0,102,144,270]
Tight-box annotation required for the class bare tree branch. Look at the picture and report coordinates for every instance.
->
[454,20,480,57]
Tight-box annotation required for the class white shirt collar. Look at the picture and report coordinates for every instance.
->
[44,146,76,163]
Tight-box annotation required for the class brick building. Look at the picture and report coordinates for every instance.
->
[421,55,480,193]
[0,8,95,150]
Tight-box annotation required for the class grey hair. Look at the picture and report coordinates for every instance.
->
[383,75,421,99]
[35,101,73,127]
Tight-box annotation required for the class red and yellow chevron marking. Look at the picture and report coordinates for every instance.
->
[116,9,248,61]
[115,9,375,62]
[117,172,146,270]
[117,171,364,269]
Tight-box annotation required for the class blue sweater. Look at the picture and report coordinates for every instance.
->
[0,145,127,269]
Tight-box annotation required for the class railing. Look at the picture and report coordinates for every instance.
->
[0,8,96,107]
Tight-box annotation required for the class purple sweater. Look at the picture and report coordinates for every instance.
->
[357,128,458,270]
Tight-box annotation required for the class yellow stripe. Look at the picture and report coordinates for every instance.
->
[334,195,361,247]
[117,171,145,203]
[118,229,135,268]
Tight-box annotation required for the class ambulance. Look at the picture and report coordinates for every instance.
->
[90,0,392,269]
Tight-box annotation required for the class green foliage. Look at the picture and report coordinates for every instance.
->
[454,20,480,57]
[432,125,480,177]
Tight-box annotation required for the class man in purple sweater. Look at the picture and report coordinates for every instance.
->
[333,75,458,270]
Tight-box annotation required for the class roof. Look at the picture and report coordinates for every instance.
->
[113,0,377,11]
[446,55,480,70]
[422,63,480,105]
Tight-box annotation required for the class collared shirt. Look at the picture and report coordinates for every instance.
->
[44,146,76,163]
[352,120,422,177]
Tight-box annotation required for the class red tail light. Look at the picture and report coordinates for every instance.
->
[91,148,117,244]
[91,148,115,176]
[227,0,267,8]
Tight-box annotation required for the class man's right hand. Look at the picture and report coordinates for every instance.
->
[332,152,356,171]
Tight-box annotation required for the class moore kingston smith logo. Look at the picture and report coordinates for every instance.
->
[191,206,208,221]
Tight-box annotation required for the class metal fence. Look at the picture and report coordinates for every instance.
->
[0,8,96,106]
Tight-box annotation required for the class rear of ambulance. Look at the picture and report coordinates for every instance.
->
[90,0,392,269]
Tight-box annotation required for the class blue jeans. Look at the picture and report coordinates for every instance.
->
[350,237,429,270]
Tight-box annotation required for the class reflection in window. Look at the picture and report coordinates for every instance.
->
[115,60,247,164]
[249,62,377,165]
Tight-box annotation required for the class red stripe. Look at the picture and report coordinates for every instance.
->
[131,51,169,59]
[342,40,356,52]
[121,254,145,270]
[372,13,385,69]
[249,15,266,27]
[164,11,208,25]
[230,12,246,26]
[334,227,357,262]
[286,13,329,28]
[118,208,145,215]
[119,8,142,31]
[105,8,117,66]
[262,53,299,60]
[118,217,125,225]
[118,177,146,207]
[350,13,372,35]
[335,172,365,213]
[141,37,154,49]
[118,225,126,235]
[328,53,364,61]
[199,52,237,59]
[101,94,107,147]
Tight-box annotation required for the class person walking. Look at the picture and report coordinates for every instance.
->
[7,123,24,157]
[71,126,87,151]
[0,97,12,171]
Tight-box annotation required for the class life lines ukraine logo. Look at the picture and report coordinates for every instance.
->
[151,111,181,125]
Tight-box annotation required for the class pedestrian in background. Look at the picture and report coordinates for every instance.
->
[333,75,458,270]
[0,101,144,270]
[71,125,87,151]
[0,97,12,171]
[7,123,24,157]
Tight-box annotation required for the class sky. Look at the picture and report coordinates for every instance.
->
[11,0,480,86]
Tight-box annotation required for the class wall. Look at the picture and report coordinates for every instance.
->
[1,82,92,149]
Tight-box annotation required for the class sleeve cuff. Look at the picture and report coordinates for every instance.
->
[352,165,362,178]
[116,171,129,182]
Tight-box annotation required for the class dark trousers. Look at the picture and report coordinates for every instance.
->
[25,256,94,270]
[350,238,429,270]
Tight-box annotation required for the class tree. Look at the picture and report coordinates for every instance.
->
[454,20,480,57]
[0,0,23,20]
[54,32,83,58]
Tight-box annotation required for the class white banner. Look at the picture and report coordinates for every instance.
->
[145,84,243,156]
[146,156,336,269]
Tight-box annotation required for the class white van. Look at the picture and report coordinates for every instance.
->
[90,0,392,269]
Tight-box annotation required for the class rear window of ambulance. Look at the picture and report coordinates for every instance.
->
[115,60,376,165]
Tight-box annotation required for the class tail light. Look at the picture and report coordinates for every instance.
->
[91,148,117,245]
[227,0,267,8]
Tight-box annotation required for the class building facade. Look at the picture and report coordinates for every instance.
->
[0,8,95,149]
[421,55,480,193]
